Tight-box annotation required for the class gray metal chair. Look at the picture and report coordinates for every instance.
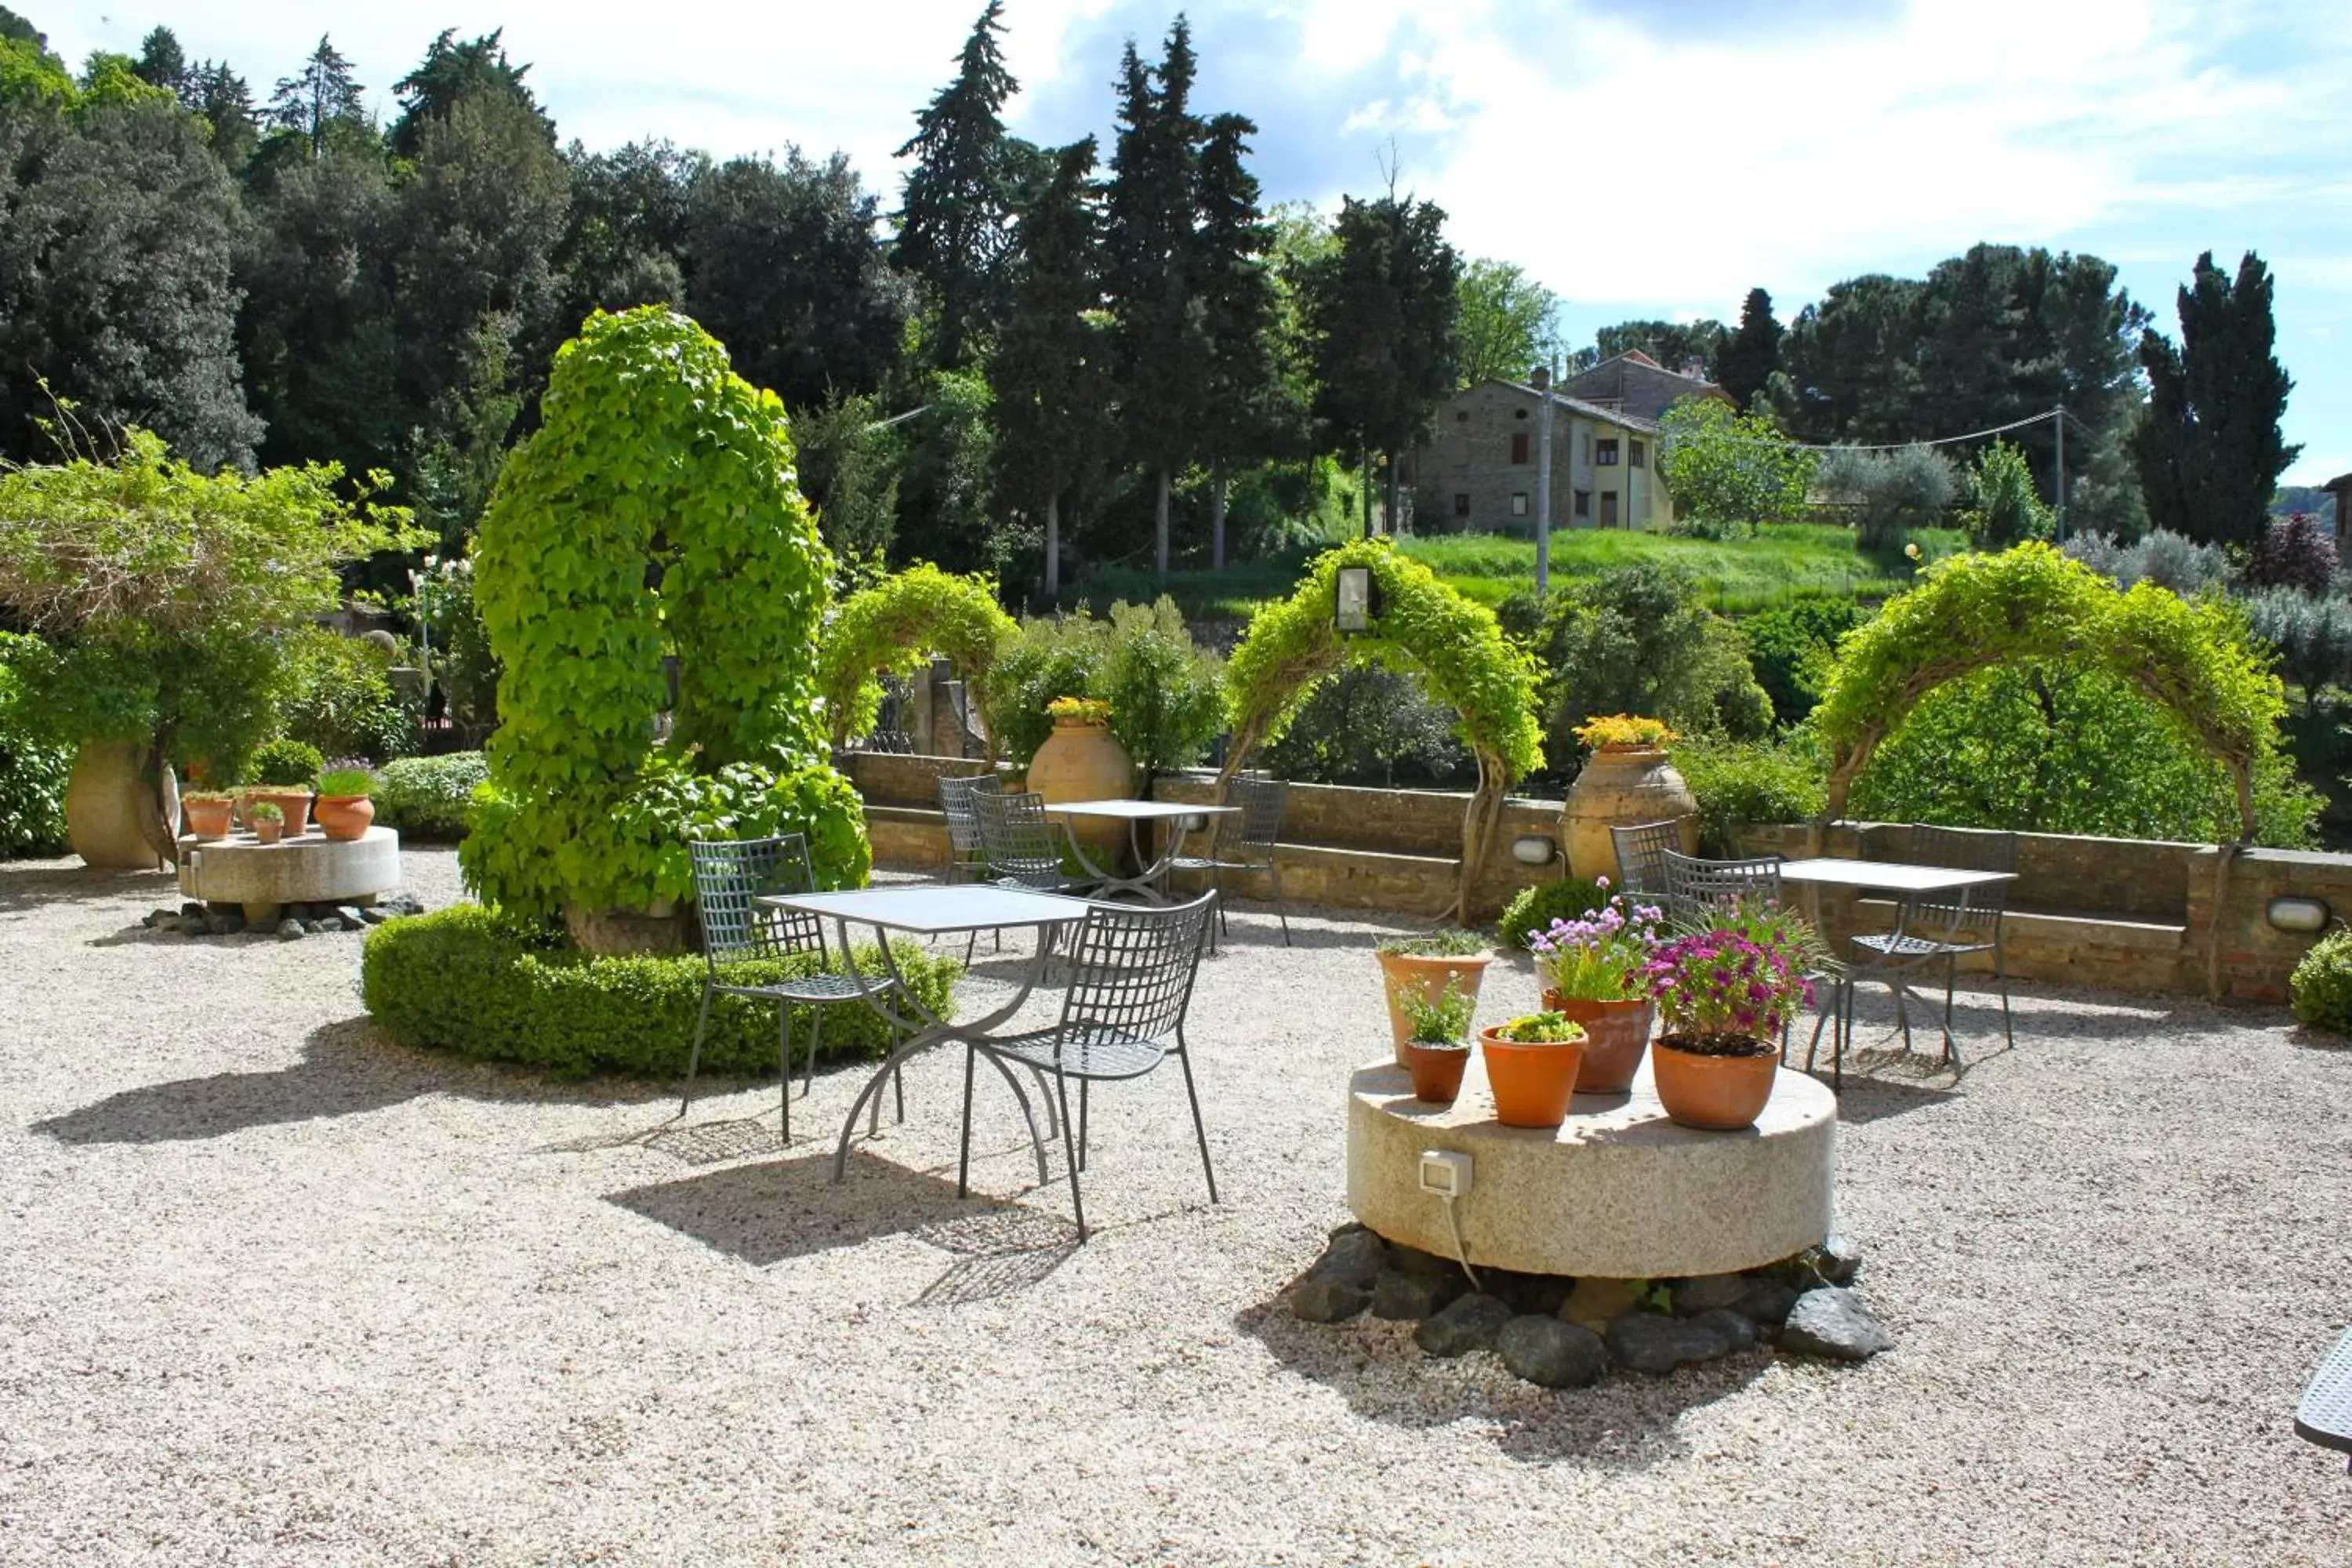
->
[1162,775,1292,947]
[974,788,1098,895]
[937,771,1001,961]
[957,892,1219,1241]
[1661,849,1845,1078]
[1842,824,2017,1071]
[1610,818,1686,902]
[681,834,902,1143]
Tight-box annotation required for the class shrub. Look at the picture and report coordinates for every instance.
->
[985,612,1112,767]
[361,905,960,1078]
[250,738,324,786]
[1657,397,1814,537]
[1495,877,1612,951]
[1959,441,2053,550]
[372,753,489,839]
[1098,597,1225,779]
[2242,589,2352,704]
[1740,599,1863,727]
[279,626,419,764]
[2290,927,2352,1035]
[2064,528,2228,594]
[1261,665,1472,789]
[1817,444,1954,554]
[0,705,67,858]
[2245,513,2338,596]
[1675,734,1827,854]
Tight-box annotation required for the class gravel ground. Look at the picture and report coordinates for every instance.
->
[4,846,2352,1566]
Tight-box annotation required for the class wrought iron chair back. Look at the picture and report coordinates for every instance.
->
[1056,895,1216,1051]
[1227,775,1288,854]
[688,834,828,970]
[1661,849,1784,921]
[974,789,1068,887]
[1904,823,2016,930]
[937,771,999,883]
[1610,818,1686,898]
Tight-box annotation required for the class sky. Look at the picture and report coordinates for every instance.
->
[46,0,2352,485]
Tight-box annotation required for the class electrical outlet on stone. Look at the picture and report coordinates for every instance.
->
[1418,1149,1472,1199]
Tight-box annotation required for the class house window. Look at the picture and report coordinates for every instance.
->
[1597,438,1621,466]
[1453,492,1470,518]
[1510,432,1530,465]
[1573,489,1591,518]
[1511,492,1529,517]
[1629,439,1646,469]
[1600,491,1620,527]
[1514,408,1529,419]
[1456,411,1469,422]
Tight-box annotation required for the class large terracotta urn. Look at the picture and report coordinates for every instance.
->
[64,739,169,869]
[1560,745,1697,884]
[1027,717,1135,862]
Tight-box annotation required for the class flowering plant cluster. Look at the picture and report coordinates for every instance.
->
[1526,881,1666,1001]
[1572,713,1675,750]
[1046,694,1112,725]
[1642,898,1822,1041]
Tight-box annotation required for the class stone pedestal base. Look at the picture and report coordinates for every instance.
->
[177,826,401,924]
[1345,1054,1836,1279]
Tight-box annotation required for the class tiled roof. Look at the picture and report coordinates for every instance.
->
[1476,379,1659,434]
[1559,353,1731,423]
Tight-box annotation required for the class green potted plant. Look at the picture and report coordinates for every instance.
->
[180,789,235,841]
[249,738,322,837]
[1396,978,1475,1105]
[1526,882,1665,1093]
[249,799,285,845]
[1641,897,1822,1130]
[1375,930,1492,1065]
[1477,1011,1589,1128]
[314,764,376,840]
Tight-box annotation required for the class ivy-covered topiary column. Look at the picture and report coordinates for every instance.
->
[462,307,868,949]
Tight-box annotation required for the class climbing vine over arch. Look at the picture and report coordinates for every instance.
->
[816,563,1015,753]
[1813,544,2284,840]
[463,307,866,934]
[1221,539,1544,920]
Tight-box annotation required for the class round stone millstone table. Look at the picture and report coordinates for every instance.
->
[176,826,402,924]
[1345,1055,1836,1279]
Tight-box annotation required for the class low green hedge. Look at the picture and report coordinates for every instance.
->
[373,752,488,840]
[361,904,961,1078]
[1495,877,1610,950]
[2291,927,2352,1035]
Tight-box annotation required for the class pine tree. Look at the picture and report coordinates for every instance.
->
[188,60,258,165]
[893,1,1021,370]
[267,36,367,158]
[132,27,187,96]
[390,29,549,157]
[1717,287,1782,410]
[1104,20,1207,579]
[2132,250,2299,548]
[1192,111,1286,570]
[989,138,1115,595]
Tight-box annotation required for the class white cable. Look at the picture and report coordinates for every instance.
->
[1439,1192,1483,1294]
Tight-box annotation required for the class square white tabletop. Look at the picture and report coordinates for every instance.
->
[1775,857,2017,895]
[1042,799,1238,821]
[760,884,1095,935]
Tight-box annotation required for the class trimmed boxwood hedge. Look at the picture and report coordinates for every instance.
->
[372,752,488,840]
[361,905,961,1079]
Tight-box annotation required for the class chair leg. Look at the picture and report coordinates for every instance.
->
[681,982,713,1117]
[1056,1070,1087,1243]
[892,1061,906,1126]
[805,1004,821,1100]
[1269,859,1292,947]
[1997,943,2015,1051]
[1940,955,1961,1067]
[1174,1040,1219,1205]
[1077,1078,1090,1173]
[957,1046,977,1199]
[778,1002,793,1145]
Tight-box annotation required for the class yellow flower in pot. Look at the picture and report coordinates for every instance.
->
[1477,1011,1588,1128]
[1571,713,1677,755]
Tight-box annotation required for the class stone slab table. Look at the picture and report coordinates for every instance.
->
[177,825,401,925]
[1346,1054,1836,1279]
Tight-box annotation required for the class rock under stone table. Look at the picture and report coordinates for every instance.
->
[176,826,401,925]
[1345,1054,1836,1279]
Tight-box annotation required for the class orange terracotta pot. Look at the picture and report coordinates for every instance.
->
[1478,1027,1585,1129]
[252,816,285,845]
[314,795,374,841]
[1399,1040,1472,1105]
[1377,951,1492,1064]
[1652,1036,1780,1131]
[182,796,235,841]
[253,790,312,837]
[1541,992,1655,1094]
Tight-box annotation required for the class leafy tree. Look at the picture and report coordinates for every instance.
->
[1298,193,1461,534]
[1715,287,1781,409]
[187,60,259,165]
[989,137,1115,595]
[895,368,1000,574]
[2132,250,2299,549]
[2245,512,2337,596]
[0,8,41,46]
[1593,318,1725,377]
[791,387,900,560]
[1960,440,2053,549]
[1816,444,1955,554]
[892,0,1023,370]
[2242,587,2352,705]
[265,35,368,158]
[552,139,698,325]
[1656,397,1813,537]
[390,28,548,158]
[1740,598,1862,726]
[1454,257,1559,387]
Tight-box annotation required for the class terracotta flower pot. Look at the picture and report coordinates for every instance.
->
[1559,746,1697,884]
[1029,717,1135,861]
[182,796,235,842]
[1399,1040,1471,1105]
[254,790,313,837]
[1541,992,1655,1094]
[1479,1027,1586,1129]
[252,817,285,845]
[314,795,374,841]
[1377,951,1492,1064]
[1652,1035,1780,1131]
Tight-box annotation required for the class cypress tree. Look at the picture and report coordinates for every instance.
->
[2132,250,2299,547]
[893,1,1020,371]
[1717,287,1782,410]
[1192,111,1284,570]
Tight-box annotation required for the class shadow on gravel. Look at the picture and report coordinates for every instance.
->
[0,862,176,919]
[1236,1294,1762,1467]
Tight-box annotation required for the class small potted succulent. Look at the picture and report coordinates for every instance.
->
[1375,930,1492,1064]
[249,799,286,845]
[1642,897,1823,1130]
[1396,979,1475,1105]
[313,764,376,841]
[1478,1011,1588,1128]
[180,789,236,841]
[1526,880,1665,1094]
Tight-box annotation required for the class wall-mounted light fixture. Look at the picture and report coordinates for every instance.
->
[2267,896,2329,934]
[1511,835,1558,866]
[1334,564,1377,634]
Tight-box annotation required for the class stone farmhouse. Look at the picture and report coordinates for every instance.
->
[1414,351,1733,534]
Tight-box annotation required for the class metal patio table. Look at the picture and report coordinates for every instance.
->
[757,884,1095,1182]
[1043,799,1237,904]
